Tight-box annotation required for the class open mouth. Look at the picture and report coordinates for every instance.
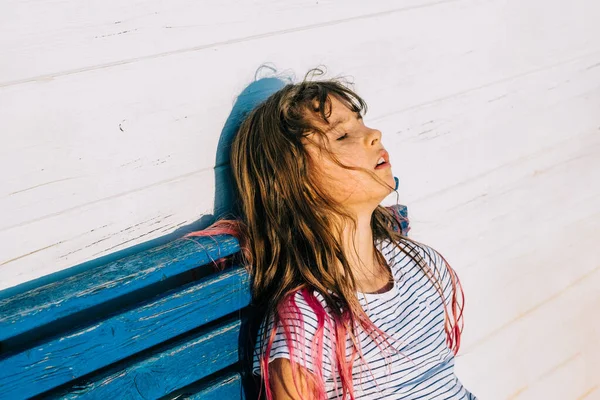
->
[375,153,391,169]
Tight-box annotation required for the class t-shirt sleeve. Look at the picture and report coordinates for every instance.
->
[420,244,455,308]
[252,291,334,379]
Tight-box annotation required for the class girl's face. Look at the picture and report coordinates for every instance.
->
[303,95,395,212]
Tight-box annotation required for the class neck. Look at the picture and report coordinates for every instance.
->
[339,208,386,291]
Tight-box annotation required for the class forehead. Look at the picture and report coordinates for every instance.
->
[309,95,356,130]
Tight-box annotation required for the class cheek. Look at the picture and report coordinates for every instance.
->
[305,146,372,200]
[337,147,365,166]
[319,165,371,203]
[309,159,355,195]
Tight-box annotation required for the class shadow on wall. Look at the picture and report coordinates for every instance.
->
[0,69,289,300]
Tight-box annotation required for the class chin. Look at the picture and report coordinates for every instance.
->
[383,175,396,191]
[387,175,396,188]
[374,187,394,204]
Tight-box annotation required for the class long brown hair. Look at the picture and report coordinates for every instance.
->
[188,68,465,399]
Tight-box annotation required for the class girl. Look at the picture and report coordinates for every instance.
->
[191,69,477,399]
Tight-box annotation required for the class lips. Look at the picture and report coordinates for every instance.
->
[375,150,391,169]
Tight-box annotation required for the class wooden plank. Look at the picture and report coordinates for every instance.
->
[0,266,250,399]
[1,0,599,291]
[451,217,600,399]
[43,319,242,399]
[0,234,239,343]
[0,0,433,85]
[0,0,598,394]
[465,264,600,398]
[416,127,600,397]
[180,372,245,400]
[3,0,597,224]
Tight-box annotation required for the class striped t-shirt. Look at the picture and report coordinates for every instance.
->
[253,238,478,399]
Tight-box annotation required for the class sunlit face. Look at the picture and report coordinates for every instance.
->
[303,95,395,213]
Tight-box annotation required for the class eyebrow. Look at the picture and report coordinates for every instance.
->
[325,119,346,133]
[325,112,361,134]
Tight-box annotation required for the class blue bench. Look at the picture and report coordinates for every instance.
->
[0,205,408,399]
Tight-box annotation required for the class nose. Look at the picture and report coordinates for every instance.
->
[367,128,382,146]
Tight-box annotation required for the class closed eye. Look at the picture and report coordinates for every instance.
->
[336,133,348,141]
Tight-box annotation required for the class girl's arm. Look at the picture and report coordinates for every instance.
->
[269,358,316,400]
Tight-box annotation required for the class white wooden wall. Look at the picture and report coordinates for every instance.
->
[1,0,599,398]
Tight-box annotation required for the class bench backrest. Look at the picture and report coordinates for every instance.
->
[0,204,408,399]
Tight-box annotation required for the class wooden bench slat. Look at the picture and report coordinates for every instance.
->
[0,267,250,399]
[179,372,245,400]
[43,318,242,399]
[0,235,239,343]
[0,204,408,400]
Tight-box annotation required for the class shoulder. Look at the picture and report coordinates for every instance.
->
[383,237,449,271]
[409,241,455,303]
[280,289,334,330]
[418,242,452,281]
[253,289,335,376]
[379,237,454,294]
[377,237,440,270]
[256,289,335,346]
